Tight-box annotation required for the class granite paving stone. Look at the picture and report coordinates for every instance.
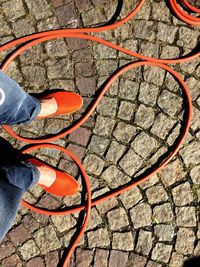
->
[119,186,143,209]
[33,225,61,254]
[130,203,152,229]
[88,135,109,156]
[108,250,128,267]
[119,148,143,176]
[93,249,109,267]
[131,132,159,158]
[139,82,160,106]
[135,104,155,129]
[175,228,195,255]
[18,239,40,260]
[119,79,139,101]
[169,252,184,267]
[1,254,22,267]
[112,232,134,251]
[153,203,174,223]
[3,0,26,21]
[101,165,131,188]
[117,100,135,120]
[87,228,110,248]
[107,207,129,230]
[154,224,175,242]
[151,243,173,264]
[190,165,200,184]
[146,184,168,205]
[113,122,136,143]
[93,115,116,137]
[175,207,197,227]
[157,89,182,117]
[172,182,194,206]
[151,113,176,139]
[158,159,186,186]
[135,230,153,256]
[126,253,147,267]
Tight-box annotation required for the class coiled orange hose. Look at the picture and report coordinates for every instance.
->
[170,0,200,25]
[0,0,198,266]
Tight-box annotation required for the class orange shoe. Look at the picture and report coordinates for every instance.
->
[28,158,79,197]
[37,91,83,119]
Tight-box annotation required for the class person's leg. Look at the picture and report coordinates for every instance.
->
[0,71,41,125]
[0,162,39,241]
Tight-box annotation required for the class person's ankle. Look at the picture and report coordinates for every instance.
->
[38,98,58,117]
[37,165,56,187]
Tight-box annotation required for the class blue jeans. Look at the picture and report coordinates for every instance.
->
[0,71,41,241]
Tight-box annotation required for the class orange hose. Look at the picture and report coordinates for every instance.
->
[21,61,192,267]
[0,1,197,266]
[21,144,92,266]
[182,0,200,13]
[1,31,199,143]
[170,0,200,25]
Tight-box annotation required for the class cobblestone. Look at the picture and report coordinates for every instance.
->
[151,113,176,139]
[88,135,109,156]
[153,203,174,223]
[154,224,174,242]
[12,17,36,38]
[87,228,110,248]
[18,239,40,260]
[176,207,197,227]
[33,225,61,254]
[101,165,131,188]
[135,104,155,129]
[75,249,93,267]
[112,232,134,251]
[143,66,166,86]
[119,187,143,209]
[146,184,168,204]
[139,82,160,106]
[9,224,30,245]
[0,239,15,261]
[131,132,159,158]
[134,20,156,41]
[93,249,109,267]
[175,228,195,255]
[157,23,178,44]
[113,122,136,143]
[136,230,153,256]
[107,207,129,230]
[119,149,143,176]
[25,0,53,20]
[83,153,105,175]
[151,243,173,264]
[127,253,147,267]
[94,115,116,137]
[158,159,186,186]
[51,215,76,232]
[117,101,135,120]
[172,182,194,206]
[158,90,182,117]
[119,79,139,101]
[108,250,128,267]
[130,203,152,228]
[177,27,199,49]
[190,165,200,184]
[1,254,22,267]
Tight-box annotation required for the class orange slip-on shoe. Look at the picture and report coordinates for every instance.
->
[37,91,83,119]
[28,158,79,197]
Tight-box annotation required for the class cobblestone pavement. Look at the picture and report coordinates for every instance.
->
[0,0,200,266]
